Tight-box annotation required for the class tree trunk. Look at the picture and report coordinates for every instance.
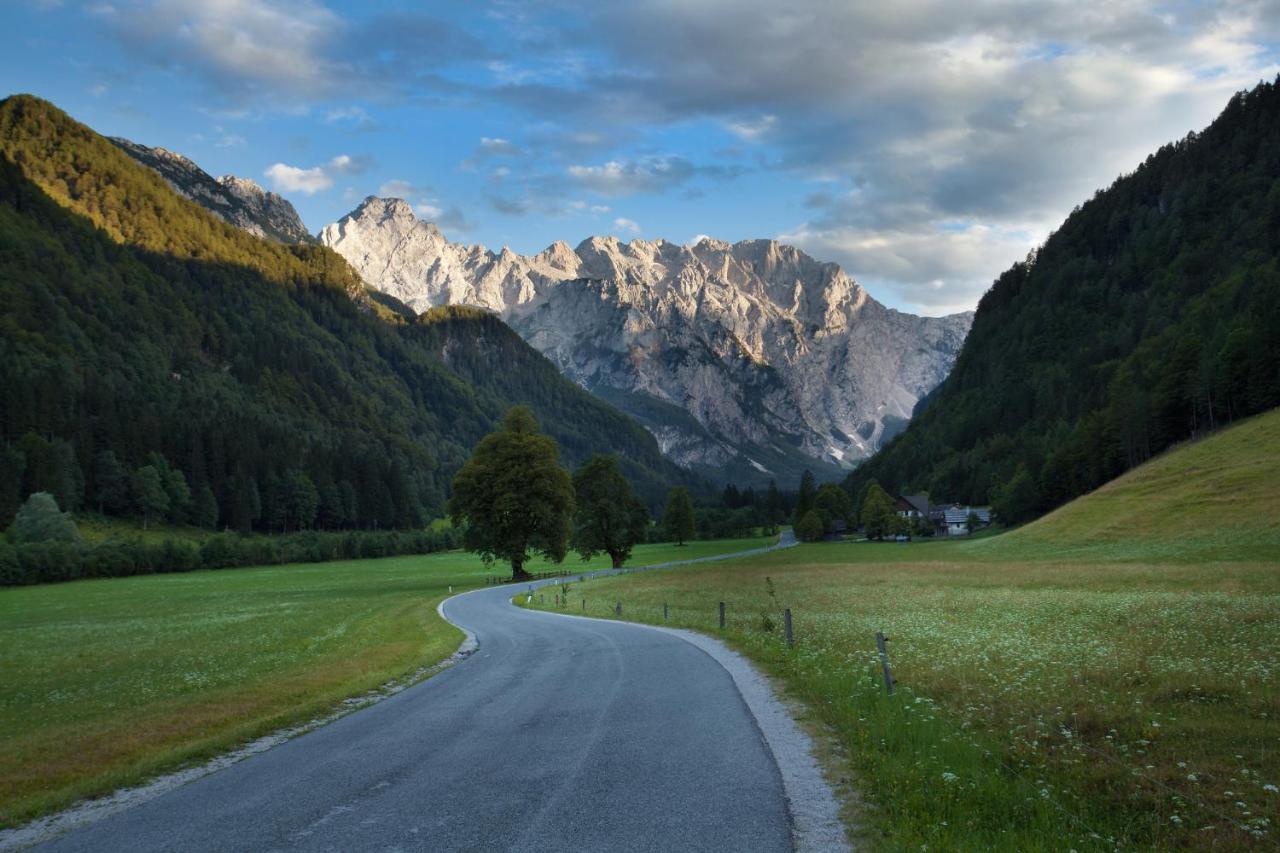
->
[511,557,531,581]
[610,552,624,569]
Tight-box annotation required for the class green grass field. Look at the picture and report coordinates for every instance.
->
[528,412,1280,850]
[0,535,771,827]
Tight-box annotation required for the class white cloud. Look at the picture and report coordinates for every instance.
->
[265,154,366,195]
[100,1,487,103]
[780,220,1043,316]
[379,179,418,198]
[613,217,642,234]
[414,202,444,219]
[567,156,745,195]
[478,136,524,157]
[264,163,332,195]
[725,114,777,141]
[504,1,1280,310]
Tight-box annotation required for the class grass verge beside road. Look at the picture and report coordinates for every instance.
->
[526,415,1280,850]
[528,543,1278,850]
[0,535,772,828]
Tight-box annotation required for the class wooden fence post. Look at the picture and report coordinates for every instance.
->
[719,601,726,629]
[615,601,621,616]
[784,608,794,647]
[663,602,668,621]
[875,631,895,695]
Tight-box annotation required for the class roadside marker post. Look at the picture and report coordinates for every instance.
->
[615,601,622,615]
[663,602,668,621]
[875,631,896,695]
[784,608,794,647]
[719,601,725,629]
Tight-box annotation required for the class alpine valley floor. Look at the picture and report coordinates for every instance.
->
[527,410,1280,850]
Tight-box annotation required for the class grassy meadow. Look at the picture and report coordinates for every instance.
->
[0,535,772,827]
[527,413,1280,850]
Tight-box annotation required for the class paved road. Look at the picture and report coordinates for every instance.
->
[36,541,798,852]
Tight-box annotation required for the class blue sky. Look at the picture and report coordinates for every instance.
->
[3,1,1278,315]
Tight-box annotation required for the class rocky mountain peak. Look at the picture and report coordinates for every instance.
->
[320,202,974,483]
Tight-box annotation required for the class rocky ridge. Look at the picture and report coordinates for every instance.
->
[321,197,973,484]
[110,138,314,244]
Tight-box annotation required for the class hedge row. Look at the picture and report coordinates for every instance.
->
[0,528,461,587]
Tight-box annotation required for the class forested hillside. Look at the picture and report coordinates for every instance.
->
[847,78,1280,518]
[0,95,690,532]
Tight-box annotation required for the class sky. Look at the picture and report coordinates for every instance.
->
[3,1,1278,315]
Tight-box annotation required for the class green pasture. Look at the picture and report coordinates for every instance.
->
[0,535,772,827]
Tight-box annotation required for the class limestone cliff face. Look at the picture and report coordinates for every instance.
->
[110,138,314,245]
[322,197,972,483]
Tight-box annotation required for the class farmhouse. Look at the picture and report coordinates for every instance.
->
[930,504,992,536]
[895,494,930,519]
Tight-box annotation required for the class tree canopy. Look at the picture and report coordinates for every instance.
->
[571,454,649,568]
[792,470,817,524]
[449,406,575,579]
[794,509,824,543]
[860,483,898,541]
[662,486,696,546]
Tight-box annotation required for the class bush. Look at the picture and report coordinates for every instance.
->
[12,492,82,545]
[199,534,243,570]
[0,546,21,584]
[16,543,84,584]
[0,525,460,587]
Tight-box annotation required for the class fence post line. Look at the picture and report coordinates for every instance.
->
[719,601,726,629]
[784,608,794,647]
[875,631,895,695]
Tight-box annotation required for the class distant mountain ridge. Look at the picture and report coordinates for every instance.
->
[110,137,314,245]
[321,197,973,485]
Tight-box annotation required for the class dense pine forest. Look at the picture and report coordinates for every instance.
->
[0,95,691,534]
[847,78,1280,519]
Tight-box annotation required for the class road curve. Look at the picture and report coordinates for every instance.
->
[34,545,801,852]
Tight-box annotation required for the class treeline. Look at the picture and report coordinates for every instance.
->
[847,78,1280,520]
[0,526,459,587]
[0,95,692,535]
[667,479,791,541]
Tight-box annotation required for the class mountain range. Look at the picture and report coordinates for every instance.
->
[318,198,972,485]
[0,95,693,530]
[106,129,973,487]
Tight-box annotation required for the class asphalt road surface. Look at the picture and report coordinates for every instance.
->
[36,546,800,852]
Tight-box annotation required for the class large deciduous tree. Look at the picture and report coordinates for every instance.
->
[449,406,574,580]
[571,454,649,568]
[813,483,854,534]
[662,486,696,546]
[860,483,897,541]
